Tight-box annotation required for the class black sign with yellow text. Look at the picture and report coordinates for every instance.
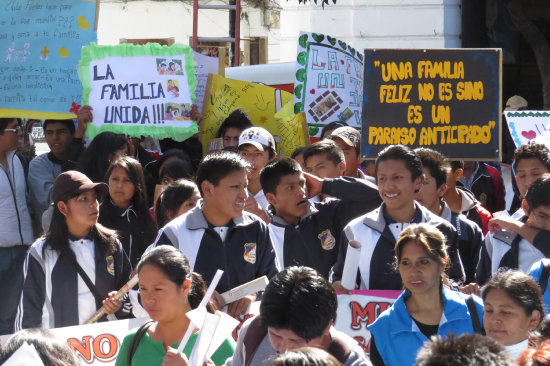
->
[362,48,502,160]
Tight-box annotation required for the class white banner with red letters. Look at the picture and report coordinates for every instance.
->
[0,291,400,364]
[334,290,401,353]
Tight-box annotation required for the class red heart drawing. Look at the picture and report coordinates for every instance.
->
[522,130,537,140]
[310,89,316,94]
[340,60,344,65]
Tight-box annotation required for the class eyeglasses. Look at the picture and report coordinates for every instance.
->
[3,126,22,133]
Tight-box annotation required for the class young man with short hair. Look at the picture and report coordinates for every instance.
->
[477,174,550,285]
[510,143,550,215]
[331,145,465,292]
[226,266,371,366]
[443,160,492,234]
[414,148,484,285]
[237,127,276,222]
[27,107,90,224]
[330,126,365,179]
[303,139,346,180]
[260,158,380,278]
[216,108,253,149]
[152,151,278,317]
[0,118,33,335]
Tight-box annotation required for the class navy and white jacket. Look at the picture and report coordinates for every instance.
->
[15,235,132,330]
[268,177,381,278]
[476,217,550,285]
[153,206,279,293]
[440,202,484,284]
[330,203,465,290]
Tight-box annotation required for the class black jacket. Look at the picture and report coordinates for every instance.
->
[99,199,157,267]
[268,177,381,278]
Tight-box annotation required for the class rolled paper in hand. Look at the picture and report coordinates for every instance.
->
[85,275,139,324]
[340,240,362,291]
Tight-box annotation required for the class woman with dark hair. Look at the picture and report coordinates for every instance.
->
[368,223,483,366]
[159,159,195,186]
[76,131,128,183]
[483,270,543,360]
[115,246,235,366]
[99,156,157,267]
[155,179,201,228]
[16,171,132,330]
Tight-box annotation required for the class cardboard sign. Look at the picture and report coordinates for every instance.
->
[362,49,502,160]
[504,111,550,148]
[294,32,364,138]
[334,290,401,353]
[0,0,97,119]
[201,74,308,157]
[78,43,198,141]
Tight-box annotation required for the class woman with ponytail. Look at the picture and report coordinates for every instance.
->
[16,171,132,330]
[115,246,235,366]
[368,223,484,366]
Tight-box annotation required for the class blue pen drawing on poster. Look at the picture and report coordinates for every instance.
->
[0,0,97,115]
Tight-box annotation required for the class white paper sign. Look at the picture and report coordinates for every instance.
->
[504,111,550,148]
[334,290,401,353]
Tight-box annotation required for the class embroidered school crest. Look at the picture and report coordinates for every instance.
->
[318,229,336,250]
[106,255,115,276]
[243,243,257,264]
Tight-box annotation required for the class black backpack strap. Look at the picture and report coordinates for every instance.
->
[243,316,268,366]
[127,320,154,366]
[326,332,353,364]
[466,295,484,335]
[61,250,105,309]
[539,259,550,294]
[510,234,521,270]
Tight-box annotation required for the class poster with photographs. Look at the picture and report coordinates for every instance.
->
[294,31,363,139]
[79,43,198,141]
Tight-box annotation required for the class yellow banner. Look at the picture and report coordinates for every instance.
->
[201,74,308,157]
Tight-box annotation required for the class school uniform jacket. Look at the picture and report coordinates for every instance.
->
[368,288,484,366]
[476,217,550,285]
[153,207,279,293]
[330,203,465,290]
[15,236,132,330]
[0,151,33,248]
[268,177,381,278]
[440,202,484,284]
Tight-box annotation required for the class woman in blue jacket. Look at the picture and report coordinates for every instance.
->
[368,223,483,366]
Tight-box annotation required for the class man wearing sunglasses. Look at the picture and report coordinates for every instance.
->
[0,118,33,335]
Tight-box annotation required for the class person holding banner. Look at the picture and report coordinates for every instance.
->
[15,171,132,330]
[368,223,484,366]
[115,246,235,366]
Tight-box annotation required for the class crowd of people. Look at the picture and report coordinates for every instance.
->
[1,100,550,366]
